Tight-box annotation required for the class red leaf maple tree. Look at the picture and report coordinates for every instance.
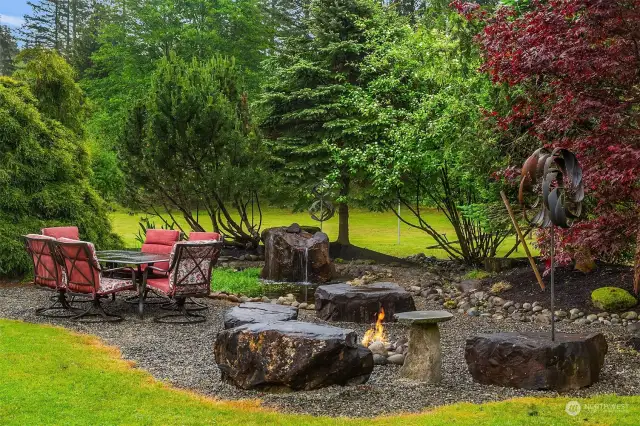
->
[455,0,640,290]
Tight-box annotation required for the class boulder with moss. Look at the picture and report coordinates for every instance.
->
[591,287,637,312]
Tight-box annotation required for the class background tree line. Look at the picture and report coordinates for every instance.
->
[0,0,637,276]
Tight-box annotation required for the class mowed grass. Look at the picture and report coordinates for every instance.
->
[110,207,533,258]
[212,267,263,297]
[0,319,637,425]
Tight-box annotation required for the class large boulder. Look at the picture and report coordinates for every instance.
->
[261,224,334,283]
[214,321,373,390]
[315,282,416,323]
[465,332,607,391]
[223,302,298,329]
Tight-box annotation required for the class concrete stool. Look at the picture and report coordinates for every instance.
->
[394,310,453,383]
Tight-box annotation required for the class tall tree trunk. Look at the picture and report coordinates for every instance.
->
[336,176,350,245]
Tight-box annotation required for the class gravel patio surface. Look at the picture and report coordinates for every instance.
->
[1,283,639,418]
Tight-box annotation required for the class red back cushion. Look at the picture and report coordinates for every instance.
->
[141,230,180,271]
[42,226,80,240]
[57,238,100,294]
[189,232,220,241]
[25,234,62,289]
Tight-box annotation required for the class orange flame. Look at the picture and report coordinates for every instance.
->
[362,307,387,347]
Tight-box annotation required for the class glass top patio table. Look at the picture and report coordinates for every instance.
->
[95,250,170,265]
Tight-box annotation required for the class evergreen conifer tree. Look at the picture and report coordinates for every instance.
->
[261,0,393,245]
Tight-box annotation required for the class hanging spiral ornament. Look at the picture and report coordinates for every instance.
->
[518,148,584,228]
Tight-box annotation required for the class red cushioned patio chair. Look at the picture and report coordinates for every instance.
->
[141,229,181,273]
[41,226,80,240]
[24,234,79,318]
[141,240,222,324]
[55,238,136,322]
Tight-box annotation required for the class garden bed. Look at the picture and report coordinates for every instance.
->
[480,263,635,314]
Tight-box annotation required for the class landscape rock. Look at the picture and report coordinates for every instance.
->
[387,353,405,365]
[214,321,373,390]
[223,302,298,329]
[373,354,387,365]
[465,332,607,391]
[368,341,388,357]
[261,226,334,283]
[315,282,415,323]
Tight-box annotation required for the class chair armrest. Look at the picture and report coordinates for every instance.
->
[145,265,169,274]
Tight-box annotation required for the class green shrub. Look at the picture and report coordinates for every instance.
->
[591,287,637,312]
[211,268,263,297]
[0,73,120,277]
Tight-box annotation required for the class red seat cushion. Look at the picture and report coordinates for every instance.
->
[146,277,171,295]
[141,230,180,272]
[144,229,180,245]
[189,232,220,241]
[42,226,79,240]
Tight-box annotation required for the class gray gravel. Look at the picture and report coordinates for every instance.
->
[1,284,639,418]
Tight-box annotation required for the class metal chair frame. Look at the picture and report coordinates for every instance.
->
[55,240,135,323]
[24,236,80,318]
[142,241,222,324]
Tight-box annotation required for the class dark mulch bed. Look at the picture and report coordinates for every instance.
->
[482,263,635,313]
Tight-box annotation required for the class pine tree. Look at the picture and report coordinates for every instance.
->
[260,0,393,245]
[20,0,95,60]
[0,25,19,76]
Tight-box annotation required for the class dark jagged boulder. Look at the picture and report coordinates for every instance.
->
[315,282,416,323]
[465,332,607,391]
[261,225,334,283]
[223,302,298,329]
[214,321,373,390]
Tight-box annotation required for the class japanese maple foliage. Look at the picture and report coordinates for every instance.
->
[456,0,640,275]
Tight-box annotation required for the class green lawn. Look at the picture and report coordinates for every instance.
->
[110,207,531,258]
[0,319,636,425]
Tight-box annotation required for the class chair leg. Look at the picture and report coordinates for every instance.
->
[71,298,123,323]
[161,297,209,312]
[154,298,206,324]
[124,289,168,305]
[36,292,81,318]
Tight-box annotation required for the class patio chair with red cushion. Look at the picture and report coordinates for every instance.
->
[141,240,222,323]
[141,229,181,273]
[24,234,78,318]
[41,226,80,240]
[55,238,136,322]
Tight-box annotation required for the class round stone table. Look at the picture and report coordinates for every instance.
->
[394,310,453,383]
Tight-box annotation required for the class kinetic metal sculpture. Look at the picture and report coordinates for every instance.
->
[308,183,335,230]
[518,148,584,341]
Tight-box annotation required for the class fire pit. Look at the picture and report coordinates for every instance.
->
[394,310,453,383]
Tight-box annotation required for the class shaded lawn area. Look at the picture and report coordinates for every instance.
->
[110,207,532,258]
[0,319,637,425]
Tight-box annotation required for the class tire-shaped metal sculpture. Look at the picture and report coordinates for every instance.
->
[518,148,584,228]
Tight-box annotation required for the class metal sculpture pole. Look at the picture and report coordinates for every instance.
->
[550,226,555,341]
[518,148,584,342]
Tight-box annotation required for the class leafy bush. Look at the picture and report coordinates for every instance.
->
[0,71,120,277]
[591,287,637,312]
[211,268,263,297]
